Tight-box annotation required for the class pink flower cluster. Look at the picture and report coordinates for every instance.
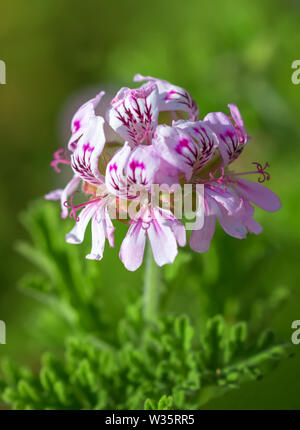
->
[46,74,281,271]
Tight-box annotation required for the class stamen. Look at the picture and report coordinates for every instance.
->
[231,161,270,183]
[51,149,71,173]
[63,191,102,222]
[195,167,228,192]
[207,167,228,191]
[252,162,270,183]
[131,123,152,145]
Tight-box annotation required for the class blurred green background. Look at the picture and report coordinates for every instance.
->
[0,0,300,409]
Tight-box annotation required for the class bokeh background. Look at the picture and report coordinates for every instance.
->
[0,0,300,409]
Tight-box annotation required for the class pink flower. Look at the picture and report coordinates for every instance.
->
[151,101,280,252]
[153,120,218,181]
[68,91,105,151]
[120,206,186,271]
[106,143,186,270]
[203,103,250,166]
[45,174,81,219]
[107,75,199,147]
[134,74,199,121]
[46,76,281,270]
[47,91,116,260]
[106,84,159,146]
[46,91,106,219]
[190,177,281,253]
[65,197,115,261]
[187,104,280,252]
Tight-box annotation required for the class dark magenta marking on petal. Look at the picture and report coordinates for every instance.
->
[175,138,190,154]
[175,138,198,167]
[109,163,118,172]
[129,159,145,172]
[112,86,156,145]
[83,142,94,152]
[165,89,176,101]
[73,120,81,132]
[128,159,146,184]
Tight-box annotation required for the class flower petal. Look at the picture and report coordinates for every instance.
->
[107,83,159,146]
[204,104,248,166]
[244,217,263,235]
[153,125,196,180]
[234,199,255,222]
[153,121,217,181]
[68,92,104,151]
[154,158,182,187]
[234,178,281,212]
[71,116,106,186]
[66,203,97,244]
[134,74,199,121]
[119,216,147,271]
[214,200,248,239]
[228,104,248,144]
[158,207,186,247]
[174,120,218,171]
[86,212,106,261]
[125,145,161,190]
[204,112,238,166]
[85,204,115,260]
[206,184,243,215]
[45,174,81,219]
[147,207,178,266]
[104,205,115,248]
[105,143,131,196]
[190,198,216,253]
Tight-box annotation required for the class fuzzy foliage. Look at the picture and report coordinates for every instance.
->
[0,201,291,409]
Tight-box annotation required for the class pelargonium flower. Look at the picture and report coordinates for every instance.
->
[155,103,281,252]
[191,105,280,252]
[45,92,105,218]
[106,74,198,147]
[105,143,186,270]
[45,75,281,271]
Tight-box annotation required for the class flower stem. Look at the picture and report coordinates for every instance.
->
[143,243,161,322]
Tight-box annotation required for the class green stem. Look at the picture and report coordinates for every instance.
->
[143,243,161,322]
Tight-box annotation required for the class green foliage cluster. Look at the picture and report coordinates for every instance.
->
[0,201,291,409]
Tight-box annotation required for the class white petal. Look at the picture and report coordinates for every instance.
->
[105,143,131,196]
[107,84,159,146]
[204,104,249,166]
[86,213,106,261]
[134,74,199,120]
[68,91,104,151]
[125,145,160,189]
[45,175,81,219]
[158,207,186,247]
[153,125,195,180]
[119,218,147,271]
[71,116,106,186]
[66,204,96,244]
[104,206,115,247]
[147,208,178,266]
[173,120,218,171]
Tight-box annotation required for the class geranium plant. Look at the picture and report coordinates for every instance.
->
[0,75,290,410]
